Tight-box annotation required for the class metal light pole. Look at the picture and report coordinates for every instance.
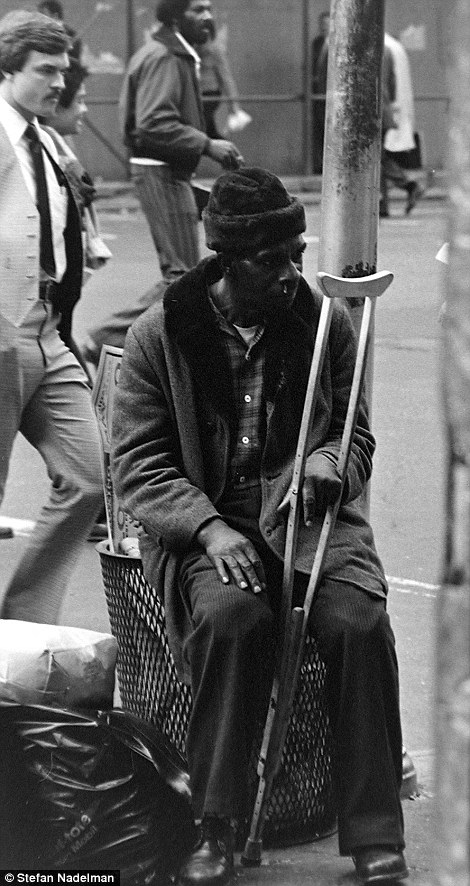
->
[318,0,383,356]
[318,0,384,456]
[317,0,417,797]
[436,0,470,881]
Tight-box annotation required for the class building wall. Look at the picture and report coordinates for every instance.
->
[0,0,450,180]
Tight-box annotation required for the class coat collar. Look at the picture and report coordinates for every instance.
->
[152,24,197,60]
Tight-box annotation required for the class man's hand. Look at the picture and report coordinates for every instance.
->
[197,518,266,594]
[205,139,244,169]
[302,453,342,526]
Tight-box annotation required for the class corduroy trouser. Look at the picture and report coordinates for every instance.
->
[178,485,404,855]
[0,302,103,624]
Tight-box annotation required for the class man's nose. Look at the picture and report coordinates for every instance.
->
[280,258,299,283]
[53,71,65,89]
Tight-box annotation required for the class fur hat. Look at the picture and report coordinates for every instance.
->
[202,166,306,256]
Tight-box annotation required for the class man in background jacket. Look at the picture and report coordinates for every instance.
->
[82,0,243,371]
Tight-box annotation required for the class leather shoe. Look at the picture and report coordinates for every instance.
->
[353,846,408,884]
[405,180,423,215]
[177,816,234,885]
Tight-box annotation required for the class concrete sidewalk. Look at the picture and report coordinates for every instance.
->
[233,761,434,884]
[94,169,447,215]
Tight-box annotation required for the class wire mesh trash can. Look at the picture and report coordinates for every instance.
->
[97,541,337,847]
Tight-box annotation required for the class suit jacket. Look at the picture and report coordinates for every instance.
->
[0,120,83,347]
[119,25,209,178]
[112,257,387,679]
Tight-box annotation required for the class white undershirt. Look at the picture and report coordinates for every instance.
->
[233,324,262,346]
[0,95,67,281]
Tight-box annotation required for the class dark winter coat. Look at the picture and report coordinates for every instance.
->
[112,257,387,679]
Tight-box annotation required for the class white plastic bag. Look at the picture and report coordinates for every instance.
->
[0,620,117,709]
[224,108,252,134]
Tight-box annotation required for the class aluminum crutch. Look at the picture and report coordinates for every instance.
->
[241,269,393,866]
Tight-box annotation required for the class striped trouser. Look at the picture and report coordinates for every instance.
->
[130,162,200,286]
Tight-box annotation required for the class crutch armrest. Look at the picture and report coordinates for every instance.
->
[316,270,393,301]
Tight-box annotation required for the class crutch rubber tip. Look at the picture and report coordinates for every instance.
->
[241,838,263,866]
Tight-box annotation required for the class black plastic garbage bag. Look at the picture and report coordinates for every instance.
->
[0,705,195,884]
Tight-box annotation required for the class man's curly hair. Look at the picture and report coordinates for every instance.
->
[155,0,190,28]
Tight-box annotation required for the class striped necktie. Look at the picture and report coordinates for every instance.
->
[24,123,56,279]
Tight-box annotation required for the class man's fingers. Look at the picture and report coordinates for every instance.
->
[277,488,291,513]
[241,563,264,594]
[302,489,315,526]
[243,549,267,593]
[217,553,266,594]
[214,558,230,585]
[253,559,267,592]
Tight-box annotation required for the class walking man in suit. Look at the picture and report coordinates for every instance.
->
[0,10,103,623]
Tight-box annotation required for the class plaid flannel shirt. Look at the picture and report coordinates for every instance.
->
[210,300,266,488]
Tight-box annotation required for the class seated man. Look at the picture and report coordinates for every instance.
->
[111,167,408,886]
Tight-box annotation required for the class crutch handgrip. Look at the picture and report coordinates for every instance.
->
[317,269,393,300]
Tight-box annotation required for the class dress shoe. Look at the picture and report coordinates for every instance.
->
[353,846,408,884]
[177,816,234,886]
[405,180,423,215]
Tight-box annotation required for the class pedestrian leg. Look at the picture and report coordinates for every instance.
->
[82,279,167,367]
[131,163,200,283]
[1,349,103,624]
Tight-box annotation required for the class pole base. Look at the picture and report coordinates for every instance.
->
[241,838,263,866]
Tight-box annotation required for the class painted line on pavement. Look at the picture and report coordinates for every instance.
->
[0,515,36,536]
[387,575,439,598]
